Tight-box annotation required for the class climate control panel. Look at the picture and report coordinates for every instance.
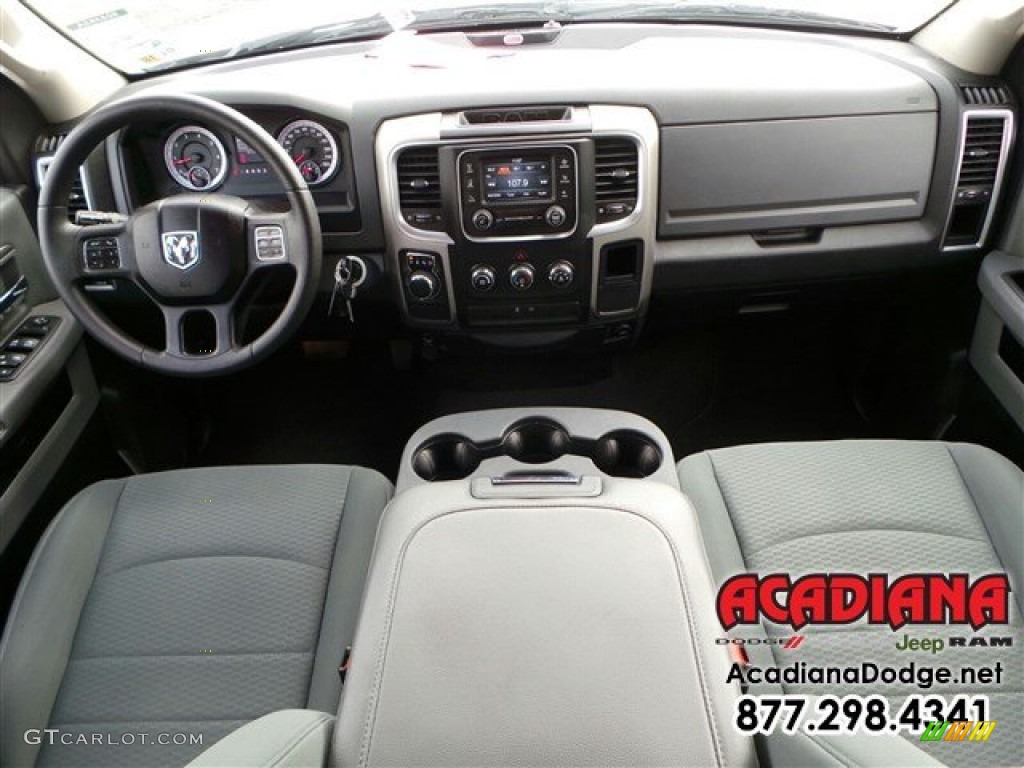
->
[454,241,587,327]
[466,260,577,293]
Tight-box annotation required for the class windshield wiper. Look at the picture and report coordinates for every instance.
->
[567,2,895,33]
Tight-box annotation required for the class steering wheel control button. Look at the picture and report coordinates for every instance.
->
[0,352,26,367]
[407,271,440,301]
[83,238,121,270]
[545,205,567,228]
[470,265,497,292]
[509,263,535,291]
[472,209,494,231]
[548,260,575,287]
[254,226,286,261]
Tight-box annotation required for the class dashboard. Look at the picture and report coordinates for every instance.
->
[41,23,1018,347]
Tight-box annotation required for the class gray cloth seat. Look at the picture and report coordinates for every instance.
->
[678,440,1024,768]
[0,464,392,768]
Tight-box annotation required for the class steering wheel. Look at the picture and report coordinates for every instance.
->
[38,93,321,376]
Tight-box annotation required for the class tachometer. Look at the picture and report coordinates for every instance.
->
[277,119,339,186]
[164,126,228,191]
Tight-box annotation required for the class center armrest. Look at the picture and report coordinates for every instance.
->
[333,479,754,767]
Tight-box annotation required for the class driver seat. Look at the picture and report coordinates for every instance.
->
[0,464,392,768]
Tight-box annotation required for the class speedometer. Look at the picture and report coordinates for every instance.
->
[163,126,228,191]
[277,119,339,186]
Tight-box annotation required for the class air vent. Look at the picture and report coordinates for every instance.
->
[594,137,639,223]
[958,117,1006,187]
[396,146,443,231]
[34,133,94,223]
[68,174,90,219]
[462,106,571,125]
[944,111,1013,250]
[960,85,1011,106]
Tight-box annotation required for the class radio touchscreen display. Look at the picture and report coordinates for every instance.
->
[483,156,552,202]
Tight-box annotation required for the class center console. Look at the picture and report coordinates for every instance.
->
[331,407,753,767]
[376,106,658,345]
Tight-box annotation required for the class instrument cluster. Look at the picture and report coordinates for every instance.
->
[161,118,340,191]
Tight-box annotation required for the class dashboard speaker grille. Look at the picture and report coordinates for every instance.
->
[396,146,443,230]
[960,85,1011,106]
[594,137,639,223]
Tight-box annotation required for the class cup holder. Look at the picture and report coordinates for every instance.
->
[411,434,481,482]
[502,420,572,464]
[411,419,663,481]
[591,430,663,479]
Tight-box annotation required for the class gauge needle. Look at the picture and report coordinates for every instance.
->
[173,158,191,165]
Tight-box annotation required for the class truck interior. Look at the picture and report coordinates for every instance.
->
[0,0,1022,766]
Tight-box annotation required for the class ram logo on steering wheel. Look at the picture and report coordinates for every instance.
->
[162,231,201,271]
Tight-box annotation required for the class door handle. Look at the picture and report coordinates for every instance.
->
[0,274,28,315]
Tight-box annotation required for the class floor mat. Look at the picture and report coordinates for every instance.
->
[195,313,871,481]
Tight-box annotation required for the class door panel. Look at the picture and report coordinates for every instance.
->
[969,172,1024,433]
[0,187,98,553]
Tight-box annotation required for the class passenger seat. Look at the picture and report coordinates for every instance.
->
[678,440,1022,767]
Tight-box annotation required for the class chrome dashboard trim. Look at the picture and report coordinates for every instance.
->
[376,113,457,326]
[376,105,659,328]
[586,105,660,320]
[942,108,1015,252]
[35,156,95,213]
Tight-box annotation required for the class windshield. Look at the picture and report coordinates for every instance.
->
[25,0,956,75]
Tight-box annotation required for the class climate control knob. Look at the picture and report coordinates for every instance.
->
[407,270,440,300]
[509,264,535,291]
[545,205,567,228]
[548,260,575,287]
[470,265,497,292]
[471,209,494,231]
